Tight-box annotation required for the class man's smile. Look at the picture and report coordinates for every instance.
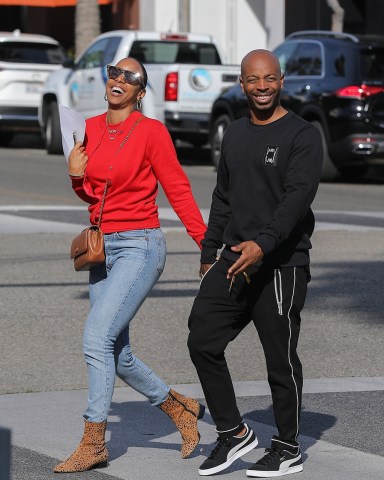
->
[254,93,273,103]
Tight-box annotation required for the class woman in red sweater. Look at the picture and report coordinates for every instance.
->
[54,57,207,473]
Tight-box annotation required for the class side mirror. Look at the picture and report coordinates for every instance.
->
[62,58,75,69]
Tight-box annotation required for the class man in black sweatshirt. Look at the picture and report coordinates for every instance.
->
[187,49,322,477]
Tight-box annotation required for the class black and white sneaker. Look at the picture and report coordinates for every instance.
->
[246,438,303,477]
[199,423,258,476]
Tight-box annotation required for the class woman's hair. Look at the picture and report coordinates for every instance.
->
[136,59,148,88]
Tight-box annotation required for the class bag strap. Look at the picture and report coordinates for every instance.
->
[97,114,144,228]
[97,179,109,228]
[117,115,144,153]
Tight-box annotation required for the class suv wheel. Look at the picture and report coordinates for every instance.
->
[0,132,14,147]
[46,102,63,154]
[311,121,338,182]
[210,114,231,169]
[338,165,369,180]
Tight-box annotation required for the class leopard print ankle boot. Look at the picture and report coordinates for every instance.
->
[159,388,205,458]
[53,420,108,473]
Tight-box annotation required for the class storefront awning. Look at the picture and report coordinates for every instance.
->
[0,0,112,6]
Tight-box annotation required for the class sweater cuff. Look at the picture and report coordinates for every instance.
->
[194,233,205,250]
[200,247,218,264]
[255,234,277,256]
[70,175,84,184]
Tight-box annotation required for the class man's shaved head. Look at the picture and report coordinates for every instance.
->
[241,49,281,78]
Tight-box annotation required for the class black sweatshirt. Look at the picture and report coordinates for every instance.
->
[201,110,323,267]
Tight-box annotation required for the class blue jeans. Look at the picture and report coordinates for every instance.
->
[82,228,169,422]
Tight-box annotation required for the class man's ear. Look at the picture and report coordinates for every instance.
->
[239,76,245,93]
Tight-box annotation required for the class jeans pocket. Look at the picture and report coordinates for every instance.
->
[156,236,166,275]
[115,231,148,241]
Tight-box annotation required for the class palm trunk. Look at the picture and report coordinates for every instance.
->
[75,0,101,57]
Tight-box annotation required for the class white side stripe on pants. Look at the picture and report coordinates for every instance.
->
[287,266,300,441]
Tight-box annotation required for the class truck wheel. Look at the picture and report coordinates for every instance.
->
[210,114,231,169]
[310,121,338,181]
[190,137,207,148]
[46,103,63,154]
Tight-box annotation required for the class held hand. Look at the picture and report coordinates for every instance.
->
[199,263,213,278]
[68,142,88,177]
[227,241,264,278]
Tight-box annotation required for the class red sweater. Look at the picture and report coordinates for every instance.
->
[71,110,206,248]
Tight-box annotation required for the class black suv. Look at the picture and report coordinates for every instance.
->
[209,31,384,180]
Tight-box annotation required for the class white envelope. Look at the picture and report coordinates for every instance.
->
[58,105,86,162]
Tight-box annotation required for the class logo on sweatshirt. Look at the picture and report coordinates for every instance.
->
[263,146,279,166]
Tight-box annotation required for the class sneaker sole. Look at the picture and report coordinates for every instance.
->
[199,435,258,476]
[246,464,303,477]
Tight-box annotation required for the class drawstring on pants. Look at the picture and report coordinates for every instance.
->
[228,271,251,294]
[274,268,283,315]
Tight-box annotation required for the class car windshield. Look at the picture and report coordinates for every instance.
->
[360,48,384,82]
[0,41,66,64]
[129,41,221,65]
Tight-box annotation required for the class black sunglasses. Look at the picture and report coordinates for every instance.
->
[106,65,145,88]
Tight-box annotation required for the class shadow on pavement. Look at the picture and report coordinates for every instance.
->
[307,260,384,325]
[175,143,212,167]
[245,402,336,461]
[107,400,213,461]
[7,133,45,149]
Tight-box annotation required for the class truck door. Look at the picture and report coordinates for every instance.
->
[68,36,121,118]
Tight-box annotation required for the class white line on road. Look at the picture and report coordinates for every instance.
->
[0,207,383,233]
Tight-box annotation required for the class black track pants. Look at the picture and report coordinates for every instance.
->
[187,257,309,443]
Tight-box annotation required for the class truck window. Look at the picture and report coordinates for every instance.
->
[76,37,121,70]
[129,41,221,65]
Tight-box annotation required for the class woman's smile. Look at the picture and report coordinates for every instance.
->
[111,85,124,95]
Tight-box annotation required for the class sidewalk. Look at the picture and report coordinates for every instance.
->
[1,378,384,480]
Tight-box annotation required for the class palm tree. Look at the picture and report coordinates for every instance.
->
[75,0,101,57]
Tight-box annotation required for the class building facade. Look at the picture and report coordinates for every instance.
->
[0,0,383,62]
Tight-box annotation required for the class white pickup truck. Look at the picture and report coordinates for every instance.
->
[38,30,239,153]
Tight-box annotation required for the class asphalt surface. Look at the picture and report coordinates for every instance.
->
[1,207,384,479]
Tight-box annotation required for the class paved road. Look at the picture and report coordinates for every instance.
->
[1,206,384,479]
[1,142,384,479]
